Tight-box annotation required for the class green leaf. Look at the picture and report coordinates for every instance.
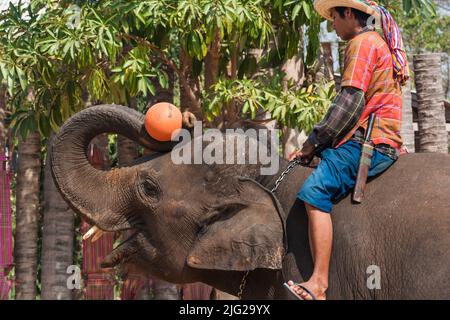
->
[111,67,123,73]
[16,67,27,91]
[146,78,156,96]
[38,114,51,137]
[403,0,412,12]
[27,115,37,134]
[0,62,8,80]
[63,40,72,57]
[273,106,282,118]
[303,2,311,20]
[7,76,14,96]
[134,10,147,25]
[158,72,168,89]
[138,77,147,96]
[201,42,207,58]
[242,100,250,114]
[123,60,134,69]
[292,4,301,21]
[422,1,436,16]
[51,107,63,131]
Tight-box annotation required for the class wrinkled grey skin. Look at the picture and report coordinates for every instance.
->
[51,105,449,300]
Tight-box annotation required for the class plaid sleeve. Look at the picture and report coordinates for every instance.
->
[307,87,365,152]
[341,36,377,93]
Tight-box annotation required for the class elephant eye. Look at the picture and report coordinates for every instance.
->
[138,175,161,202]
[143,180,157,195]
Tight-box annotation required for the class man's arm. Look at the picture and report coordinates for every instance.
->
[294,86,365,162]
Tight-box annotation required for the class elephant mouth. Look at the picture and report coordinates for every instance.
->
[100,231,140,268]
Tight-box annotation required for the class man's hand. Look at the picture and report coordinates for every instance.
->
[288,141,316,164]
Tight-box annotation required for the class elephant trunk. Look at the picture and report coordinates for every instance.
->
[51,104,177,231]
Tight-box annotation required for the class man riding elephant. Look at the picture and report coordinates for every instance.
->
[287,0,409,300]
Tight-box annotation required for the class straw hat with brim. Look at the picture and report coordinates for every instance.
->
[314,0,381,21]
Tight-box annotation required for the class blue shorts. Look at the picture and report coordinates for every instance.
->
[297,140,395,213]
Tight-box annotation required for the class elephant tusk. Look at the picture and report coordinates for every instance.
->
[83,226,104,242]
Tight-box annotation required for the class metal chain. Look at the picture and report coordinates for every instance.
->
[270,157,304,192]
[237,270,250,300]
[237,157,307,299]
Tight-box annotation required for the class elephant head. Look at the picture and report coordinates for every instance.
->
[51,104,285,283]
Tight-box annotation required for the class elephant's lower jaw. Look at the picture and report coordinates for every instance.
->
[100,232,140,268]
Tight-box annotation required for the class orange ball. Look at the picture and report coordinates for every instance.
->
[144,102,182,141]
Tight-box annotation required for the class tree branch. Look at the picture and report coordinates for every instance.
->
[119,33,202,114]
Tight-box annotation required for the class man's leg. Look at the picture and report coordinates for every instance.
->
[291,143,359,300]
[288,202,332,300]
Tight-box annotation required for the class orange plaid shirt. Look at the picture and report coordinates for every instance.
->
[336,30,403,150]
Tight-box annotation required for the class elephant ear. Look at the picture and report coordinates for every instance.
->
[187,177,286,271]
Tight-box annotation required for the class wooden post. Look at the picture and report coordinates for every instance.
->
[413,53,447,153]
[401,79,415,152]
[321,42,334,81]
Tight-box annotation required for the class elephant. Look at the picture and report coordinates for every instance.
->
[51,104,450,300]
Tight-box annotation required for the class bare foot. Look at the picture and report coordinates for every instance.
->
[287,280,327,300]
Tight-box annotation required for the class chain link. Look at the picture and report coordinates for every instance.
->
[237,270,250,300]
[271,157,304,192]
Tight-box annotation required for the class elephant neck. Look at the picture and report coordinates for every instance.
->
[257,157,312,218]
